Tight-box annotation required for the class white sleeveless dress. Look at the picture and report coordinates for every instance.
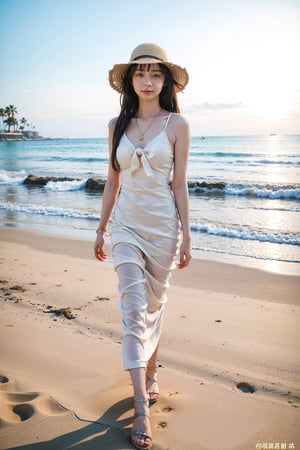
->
[110,113,180,370]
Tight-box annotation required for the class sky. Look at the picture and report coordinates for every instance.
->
[1,0,300,138]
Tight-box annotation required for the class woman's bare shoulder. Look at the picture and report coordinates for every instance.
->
[169,113,189,136]
[108,116,118,129]
[170,113,189,129]
[166,113,189,146]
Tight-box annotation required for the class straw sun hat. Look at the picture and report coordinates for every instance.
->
[109,43,189,94]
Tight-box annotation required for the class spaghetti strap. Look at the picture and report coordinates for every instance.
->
[164,112,172,130]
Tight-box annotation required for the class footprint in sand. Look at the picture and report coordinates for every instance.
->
[236,382,256,394]
[0,374,69,426]
[0,375,9,384]
[153,404,175,430]
[12,403,36,422]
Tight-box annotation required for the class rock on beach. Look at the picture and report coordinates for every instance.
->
[23,175,106,192]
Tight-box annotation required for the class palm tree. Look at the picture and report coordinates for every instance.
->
[12,117,19,132]
[5,105,18,119]
[4,116,15,132]
[0,108,5,131]
[3,105,18,132]
[19,117,28,132]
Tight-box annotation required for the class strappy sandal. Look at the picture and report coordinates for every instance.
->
[146,366,159,404]
[131,399,152,450]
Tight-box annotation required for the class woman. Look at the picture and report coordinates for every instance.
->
[94,42,191,450]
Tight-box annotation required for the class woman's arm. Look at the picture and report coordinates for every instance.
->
[94,121,121,261]
[172,116,192,269]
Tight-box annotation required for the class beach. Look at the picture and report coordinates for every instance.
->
[0,227,299,450]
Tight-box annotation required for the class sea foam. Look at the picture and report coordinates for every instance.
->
[190,222,300,246]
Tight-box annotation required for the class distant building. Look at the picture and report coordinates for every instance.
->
[0,131,23,140]
[0,130,42,141]
[23,130,39,139]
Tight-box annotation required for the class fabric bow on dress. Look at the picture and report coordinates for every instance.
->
[130,147,155,177]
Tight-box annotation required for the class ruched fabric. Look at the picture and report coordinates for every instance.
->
[110,113,180,370]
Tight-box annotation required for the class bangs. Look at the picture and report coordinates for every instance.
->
[136,63,150,71]
[135,63,161,72]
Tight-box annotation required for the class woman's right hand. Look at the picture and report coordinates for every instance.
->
[94,233,108,261]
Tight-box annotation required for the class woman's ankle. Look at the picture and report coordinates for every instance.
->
[134,398,150,415]
[146,365,158,379]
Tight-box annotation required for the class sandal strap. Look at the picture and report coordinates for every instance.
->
[135,411,150,418]
[146,372,159,393]
[132,409,152,447]
[132,429,152,440]
[147,375,158,384]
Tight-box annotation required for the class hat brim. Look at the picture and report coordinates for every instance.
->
[109,59,189,94]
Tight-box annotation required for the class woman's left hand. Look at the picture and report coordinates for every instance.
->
[178,238,192,269]
[94,233,108,262]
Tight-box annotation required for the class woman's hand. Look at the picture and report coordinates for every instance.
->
[178,237,192,269]
[94,232,108,262]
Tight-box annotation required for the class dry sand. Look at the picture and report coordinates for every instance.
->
[0,227,299,450]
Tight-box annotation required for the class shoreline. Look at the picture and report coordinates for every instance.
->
[2,222,299,275]
[2,227,299,302]
[0,227,299,449]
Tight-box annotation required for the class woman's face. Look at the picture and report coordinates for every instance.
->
[131,64,165,101]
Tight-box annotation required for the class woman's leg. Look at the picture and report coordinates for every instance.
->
[130,367,152,449]
[143,254,173,405]
[148,344,159,371]
[130,367,147,398]
[146,344,160,404]
[114,244,148,369]
[113,244,152,448]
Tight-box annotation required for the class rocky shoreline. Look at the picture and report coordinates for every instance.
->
[23,175,226,193]
[24,175,106,191]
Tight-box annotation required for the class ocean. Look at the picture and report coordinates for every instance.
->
[0,135,299,274]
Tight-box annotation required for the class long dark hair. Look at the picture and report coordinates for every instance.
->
[111,63,182,171]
